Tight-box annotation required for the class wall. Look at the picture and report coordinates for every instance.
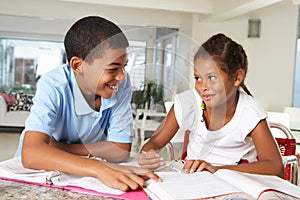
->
[0,0,182,37]
[0,0,298,112]
[190,0,298,112]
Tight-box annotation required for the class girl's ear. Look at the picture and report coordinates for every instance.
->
[70,57,83,75]
[234,68,245,87]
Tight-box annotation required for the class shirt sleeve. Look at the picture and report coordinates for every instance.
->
[24,76,62,137]
[106,73,133,143]
[174,90,200,131]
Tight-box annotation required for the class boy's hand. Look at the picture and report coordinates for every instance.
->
[138,149,165,170]
[99,164,162,191]
[183,160,217,173]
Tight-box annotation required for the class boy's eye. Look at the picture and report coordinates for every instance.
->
[194,77,202,82]
[107,67,118,72]
[106,64,126,72]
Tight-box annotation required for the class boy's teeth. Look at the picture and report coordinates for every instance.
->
[110,85,118,91]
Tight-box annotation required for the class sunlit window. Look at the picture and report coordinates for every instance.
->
[0,38,65,93]
[293,8,300,108]
[127,40,146,91]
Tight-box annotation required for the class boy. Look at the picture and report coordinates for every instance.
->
[14,16,160,191]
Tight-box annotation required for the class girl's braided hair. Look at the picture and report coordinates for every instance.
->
[194,33,252,96]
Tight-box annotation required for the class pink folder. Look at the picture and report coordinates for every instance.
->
[0,176,149,200]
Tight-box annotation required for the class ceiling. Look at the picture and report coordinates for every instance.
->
[57,0,285,21]
[0,0,296,40]
[0,0,286,22]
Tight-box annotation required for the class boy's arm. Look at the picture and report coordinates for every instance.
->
[22,131,161,191]
[49,138,131,163]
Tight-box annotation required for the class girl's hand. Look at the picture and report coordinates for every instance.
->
[183,160,217,173]
[138,149,165,170]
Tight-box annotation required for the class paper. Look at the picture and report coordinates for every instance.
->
[0,157,123,195]
[145,171,243,199]
[144,169,300,200]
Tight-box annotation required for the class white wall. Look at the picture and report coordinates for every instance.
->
[190,0,298,112]
[0,0,182,37]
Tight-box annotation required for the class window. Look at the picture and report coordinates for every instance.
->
[153,28,178,101]
[293,7,300,107]
[126,40,147,91]
[0,38,65,93]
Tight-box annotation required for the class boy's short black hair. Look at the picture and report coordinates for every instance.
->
[64,16,129,63]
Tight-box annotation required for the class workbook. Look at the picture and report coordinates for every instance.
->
[0,157,148,200]
[144,169,300,200]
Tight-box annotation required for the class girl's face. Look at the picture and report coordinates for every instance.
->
[194,56,239,110]
[77,47,128,99]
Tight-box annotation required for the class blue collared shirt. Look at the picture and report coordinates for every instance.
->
[15,64,133,157]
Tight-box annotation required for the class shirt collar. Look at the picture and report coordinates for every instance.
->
[71,68,117,115]
[71,70,94,115]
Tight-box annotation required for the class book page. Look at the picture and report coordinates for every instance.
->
[144,171,247,200]
[0,157,54,184]
[51,173,123,195]
[0,157,124,195]
[215,169,300,199]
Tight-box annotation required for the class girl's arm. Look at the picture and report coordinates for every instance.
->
[220,119,283,177]
[184,119,284,177]
[138,106,180,169]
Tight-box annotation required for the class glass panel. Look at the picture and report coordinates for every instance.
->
[154,29,178,102]
[293,7,300,108]
[0,38,65,94]
[127,40,147,91]
[14,58,35,87]
[294,39,300,107]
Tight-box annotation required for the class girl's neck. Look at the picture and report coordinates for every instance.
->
[203,92,239,131]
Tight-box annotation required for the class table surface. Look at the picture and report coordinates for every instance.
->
[0,179,120,200]
[1,175,295,200]
[0,178,255,200]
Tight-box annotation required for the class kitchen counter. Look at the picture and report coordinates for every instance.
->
[0,179,119,200]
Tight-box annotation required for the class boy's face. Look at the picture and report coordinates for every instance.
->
[77,47,128,99]
[194,56,237,110]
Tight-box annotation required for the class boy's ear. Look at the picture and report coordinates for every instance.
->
[70,57,83,75]
[234,68,245,87]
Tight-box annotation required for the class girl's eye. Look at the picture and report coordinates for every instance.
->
[208,75,216,81]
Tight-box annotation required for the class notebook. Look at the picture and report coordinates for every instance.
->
[0,157,148,200]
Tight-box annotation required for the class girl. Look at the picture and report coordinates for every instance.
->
[138,33,283,177]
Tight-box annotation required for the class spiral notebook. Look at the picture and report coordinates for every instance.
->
[0,157,148,200]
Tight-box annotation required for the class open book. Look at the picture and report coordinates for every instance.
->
[0,157,148,200]
[144,169,300,200]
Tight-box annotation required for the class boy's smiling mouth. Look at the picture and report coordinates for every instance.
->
[107,84,118,92]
